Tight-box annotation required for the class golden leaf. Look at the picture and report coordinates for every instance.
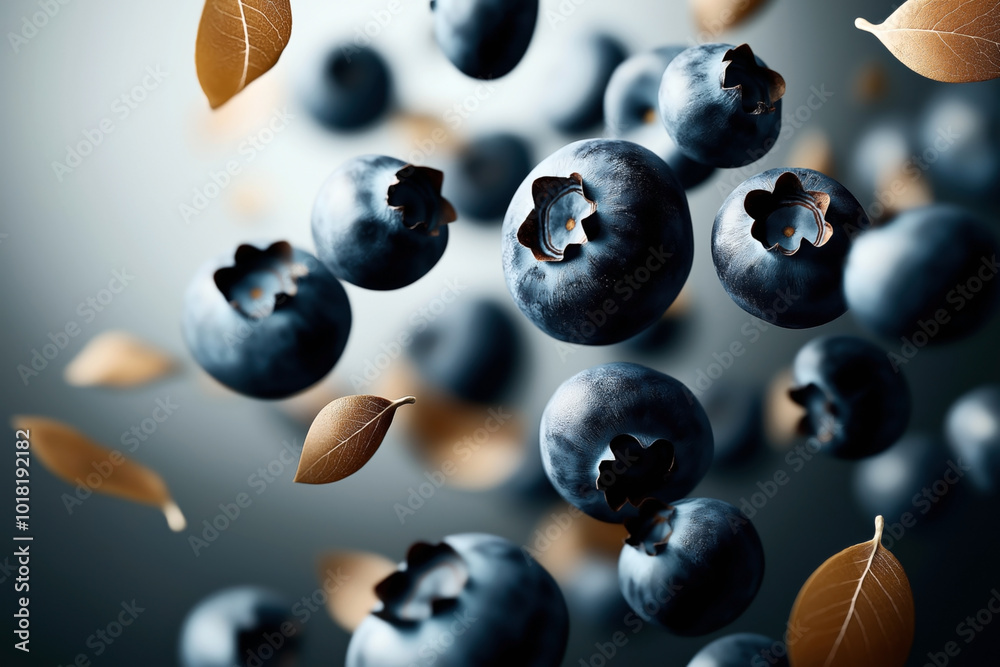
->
[195,0,292,109]
[12,416,186,531]
[856,0,1000,83]
[788,516,915,667]
[317,551,397,632]
[691,0,769,34]
[64,331,176,388]
[294,396,416,484]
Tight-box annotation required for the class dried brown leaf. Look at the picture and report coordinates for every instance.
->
[195,0,292,109]
[12,416,186,531]
[294,395,415,484]
[788,516,915,667]
[856,0,1000,83]
[317,551,397,632]
[691,0,769,34]
[64,331,176,388]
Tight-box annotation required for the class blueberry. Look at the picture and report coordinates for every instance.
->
[540,362,714,523]
[659,43,784,168]
[852,434,951,520]
[919,83,1000,205]
[604,47,716,189]
[301,45,391,131]
[312,155,456,290]
[618,498,765,636]
[347,534,568,666]
[182,241,351,399]
[407,296,524,403]
[687,633,787,667]
[789,336,910,459]
[544,33,627,133]
[179,586,299,667]
[712,168,863,329]
[701,383,763,470]
[946,384,1000,494]
[431,0,538,79]
[849,115,914,199]
[446,133,533,222]
[844,204,1000,342]
[502,139,693,345]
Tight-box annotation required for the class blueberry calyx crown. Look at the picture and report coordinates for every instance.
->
[387,165,458,236]
[788,383,840,444]
[517,173,596,262]
[721,44,785,116]
[597,435,676,512]
[745,172,833,256]
[372,541,469,624]
[213,241,309,319]
[624,500,676,556]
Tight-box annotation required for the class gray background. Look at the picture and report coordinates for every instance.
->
[1,0,998,665]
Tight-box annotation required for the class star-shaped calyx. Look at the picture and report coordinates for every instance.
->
[722,44,786,115]
[623,500,676,556]
[517,172,596,262]
[745,172,834,256]
[372,541,469,624]
[597,434,676,512]
[213,241,309,319]
[788,383,841,445]
[387,165,457,237]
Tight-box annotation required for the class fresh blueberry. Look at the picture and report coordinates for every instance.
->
[712,168,864,329]
[852,434,952,521]
[701,383,763,470]
[446,133,533,222]
[540,362,714,523]
[544,33,627,133]
[946,384,1000,494]
[182,241,351,399]
[407,296,524,403]
[347,533,568,666]
[604,47,716,189]
[618,498,765,636]
[844,204,1000,342]
[687,633,787,667]
[431,0,538,79]
[179,586,299,667]
[919,83,1000,205]
[301,45,391,131]
[312,155,456,290]
[502,139,693,345]
[659,43,785,168]
[789,336,910,459]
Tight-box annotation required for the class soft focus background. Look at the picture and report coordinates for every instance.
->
[1,0,998,665]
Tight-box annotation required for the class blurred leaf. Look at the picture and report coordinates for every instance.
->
[195,0,292,109]
[12,416,186,531]
[788,516,914,667]
[64,331,176,388]
[788,131,836,177]
[294,395,415,484]
[317,550,397,631]
[856,1,1000,83]
[691,0,769,33]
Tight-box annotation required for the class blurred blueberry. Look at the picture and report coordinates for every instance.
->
[852,434,956,521]
[301,45,391,131]
[687,633,788,667]
[702,383,763,470]
[563,556,632,628]
[431,0,538,79]
[544,33,627,133]
[447,133,533,222]
[849,115,914,198]
[179,586,299,667]
[946,384,1000,494]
